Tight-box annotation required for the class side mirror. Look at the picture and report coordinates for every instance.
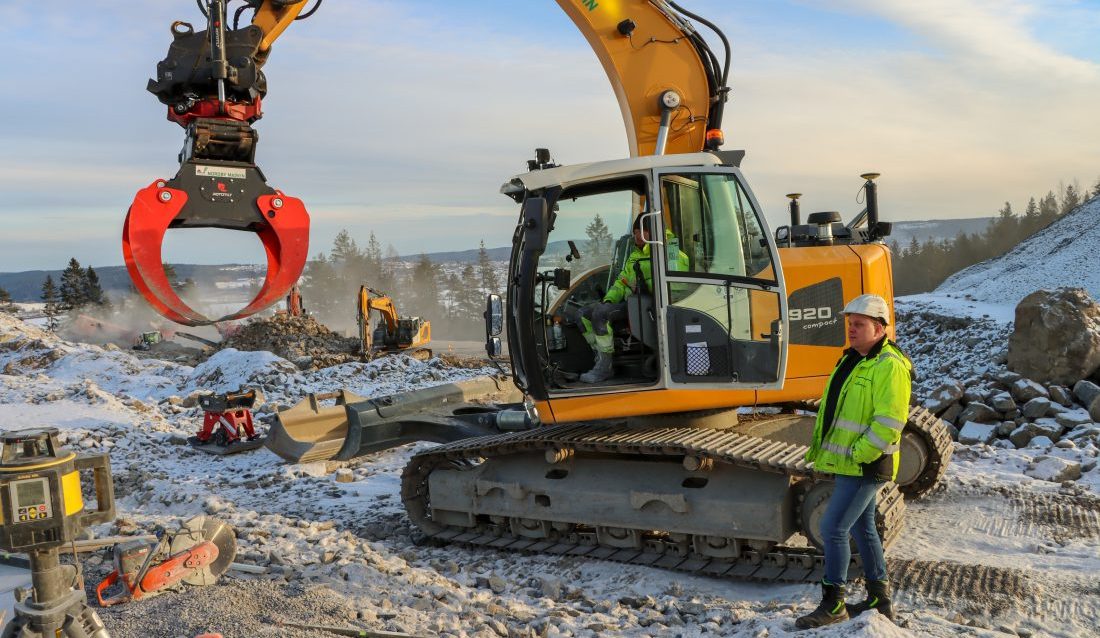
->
[486,336,503,357]
[522,197,550,252]
[553,268,571,290]
[484,294,503,337]
[566,240,581,262]
[775,226,790,243]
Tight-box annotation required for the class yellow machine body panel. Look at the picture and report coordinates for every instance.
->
[556,0,713,157]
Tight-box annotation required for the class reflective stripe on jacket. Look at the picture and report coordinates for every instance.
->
[806,339,912,479]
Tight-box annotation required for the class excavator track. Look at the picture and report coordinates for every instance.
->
[402,422,907,583]
[897,405,954,499]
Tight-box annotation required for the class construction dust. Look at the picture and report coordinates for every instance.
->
[220,314,361,369]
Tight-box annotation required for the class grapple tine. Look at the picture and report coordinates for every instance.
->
[214,192,309,322]
[123,182,211,325]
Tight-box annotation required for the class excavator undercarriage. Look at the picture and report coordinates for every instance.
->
[402,412,921,583]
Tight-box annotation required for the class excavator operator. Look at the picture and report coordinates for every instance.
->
[575,215,689,383]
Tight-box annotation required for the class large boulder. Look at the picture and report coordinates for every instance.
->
[1007,288,1100,386]
[989,392,1017,413]
[1021,397,1051,419]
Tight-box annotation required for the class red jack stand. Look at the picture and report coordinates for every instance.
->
[188,388,266,455]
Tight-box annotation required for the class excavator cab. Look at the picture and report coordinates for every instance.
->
[497,150,789,406]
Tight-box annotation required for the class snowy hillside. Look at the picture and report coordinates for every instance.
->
[934,197,1100,306]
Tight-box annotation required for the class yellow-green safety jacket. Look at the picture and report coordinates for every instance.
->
[604,235,690,304]
[805,338,913,480]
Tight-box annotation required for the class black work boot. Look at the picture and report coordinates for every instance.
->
[795,580,849,629]
[847,579,894,621]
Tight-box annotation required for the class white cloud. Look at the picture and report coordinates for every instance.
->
[2,1,1099,270]
[816,0,1099,80]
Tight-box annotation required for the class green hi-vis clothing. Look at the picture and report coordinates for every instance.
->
[806,338,913,480]
[604,233,690,304]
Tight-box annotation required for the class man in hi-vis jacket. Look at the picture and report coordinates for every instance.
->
[796,294,912,629]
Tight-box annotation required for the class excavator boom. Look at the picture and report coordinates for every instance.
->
[122,0,316,326]
[555,0,729,156]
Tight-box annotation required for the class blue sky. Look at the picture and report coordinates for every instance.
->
[1,0,1098,271]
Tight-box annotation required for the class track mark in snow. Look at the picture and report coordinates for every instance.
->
[1011,493,1100,543]
[889,559,1035,617]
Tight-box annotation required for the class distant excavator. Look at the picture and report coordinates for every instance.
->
[356,286,431,360]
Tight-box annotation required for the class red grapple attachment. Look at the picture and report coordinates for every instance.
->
[123,182,309,326]
[122,117,309,326]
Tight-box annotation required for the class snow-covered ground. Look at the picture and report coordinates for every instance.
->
[5,197,1097,638]
[2,285,1099,637]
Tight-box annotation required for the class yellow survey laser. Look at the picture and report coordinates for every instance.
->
[0,428,115,638]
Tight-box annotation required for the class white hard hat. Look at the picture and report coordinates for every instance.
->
[841,294,891,325]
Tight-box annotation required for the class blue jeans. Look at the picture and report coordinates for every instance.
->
[821,475,888,584]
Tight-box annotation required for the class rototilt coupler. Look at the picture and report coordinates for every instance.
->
[0,428,115,638]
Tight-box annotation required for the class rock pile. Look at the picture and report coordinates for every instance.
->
[220,314,361,369]
[894,303,1013,399]
[921,370,1099,481]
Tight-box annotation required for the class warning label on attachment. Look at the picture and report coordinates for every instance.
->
[195,165,246,180]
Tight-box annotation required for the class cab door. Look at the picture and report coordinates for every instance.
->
[652,169,788,389]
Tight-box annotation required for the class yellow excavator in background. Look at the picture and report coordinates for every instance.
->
[356,286,431,360]
[234,0,955,584]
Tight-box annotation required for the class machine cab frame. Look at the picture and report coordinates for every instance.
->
[498,152,789,403]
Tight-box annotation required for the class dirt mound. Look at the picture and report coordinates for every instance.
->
[221,314,361,369]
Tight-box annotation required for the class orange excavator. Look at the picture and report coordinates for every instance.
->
[223,0,952,584]
[357,286,431,359]
[402,1,951,581]
[123,1,319,326]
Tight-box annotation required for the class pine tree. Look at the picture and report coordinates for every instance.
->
[84,266,108,307]
[456,264,484,320]
[987,202,1017,255]
[41,275,61,332]
[330,230,359,263]
[477,240,498,294]
[59,258,88,311]
[365,232,384,284]
[1060,180,1081,216]
[1092,177,1100,200]
[163,263,179,284]
[407,254,443,319]
[1021,196,1037,230]
[0,285,11,314]
[1039,191,1059,227]
[300,252,338,319]
[585,213,614,266]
